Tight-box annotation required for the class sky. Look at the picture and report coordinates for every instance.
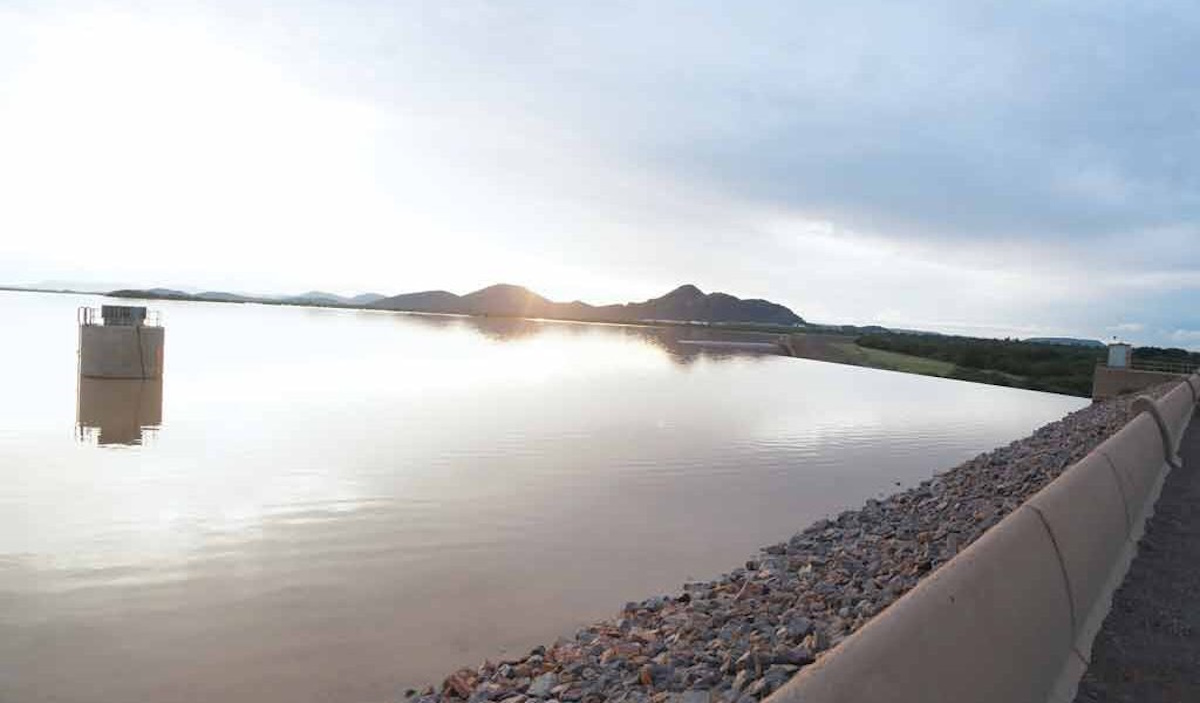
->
[1,1,1198,347]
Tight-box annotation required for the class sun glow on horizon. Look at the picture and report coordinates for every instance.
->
[1,2,1198,346]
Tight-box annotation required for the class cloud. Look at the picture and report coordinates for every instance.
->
[1169,329,1200,344]
[1,1,1199,348]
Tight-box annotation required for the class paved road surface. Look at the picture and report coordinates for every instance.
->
[1074,408,1200,702]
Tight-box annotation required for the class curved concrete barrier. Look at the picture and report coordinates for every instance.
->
[767,379,1196,703]
[1027,452,1135,659]
[766,506,1078,703]
[1099,412,1169,530]
[1158,381,1195,452]
[1131,396,1180,469]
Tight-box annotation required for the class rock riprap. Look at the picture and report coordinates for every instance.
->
[405,383,1177,703]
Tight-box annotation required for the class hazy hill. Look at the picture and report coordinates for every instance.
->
[109,288,386,307]
[1024,337,1105,348]
[284,291,345,305]
[110,288,257,303]
[196,291,257,303]
[282,291,387,305]
[110,288,200,300]
[142,287,191,298]
[371,283,803,325]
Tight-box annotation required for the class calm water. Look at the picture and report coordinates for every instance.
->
[0,291,1087,703]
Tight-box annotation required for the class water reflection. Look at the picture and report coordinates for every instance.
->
[613,324,787,365]
[385,310,789,364]
[76,376,163,445]
[0,291,1090,703]
[461,315,548,341]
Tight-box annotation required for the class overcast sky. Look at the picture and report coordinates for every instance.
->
[2,1,1198,347]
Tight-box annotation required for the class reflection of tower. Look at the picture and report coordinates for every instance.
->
[76,377,164,446]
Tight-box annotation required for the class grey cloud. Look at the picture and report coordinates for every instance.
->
[317,1,1200,255]
[6,0,1200,346]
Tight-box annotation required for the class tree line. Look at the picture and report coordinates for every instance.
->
[856,333,1105,396]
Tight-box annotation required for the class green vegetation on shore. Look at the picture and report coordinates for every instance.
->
[854,332,1104,396]
[1133,346,1200,368]
[831,342,957,376]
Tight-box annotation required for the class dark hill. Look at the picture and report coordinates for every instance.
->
[460,284,556,317]
[366,290,467,314]
[371,284,803,325]
[623,285,799,325]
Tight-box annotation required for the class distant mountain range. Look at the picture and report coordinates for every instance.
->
[289,291,387,305]
[1023,337,1105,348]
[106,283,804,326]
[3,281,1127,345]
[109,288,387,307]
[369,283,803,325]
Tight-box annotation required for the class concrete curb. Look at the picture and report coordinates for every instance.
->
[766,376,1198,703]
[764,506,1077,703]
[1132,396,1183,469]
[1027,452,1133,662]
[1098,414,1168,544]
[1158,381,1195,452]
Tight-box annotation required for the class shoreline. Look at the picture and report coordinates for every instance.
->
[2,287,1098,398]
[407,383,1177,703]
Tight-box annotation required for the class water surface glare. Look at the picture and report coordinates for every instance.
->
[0,291,1088,702]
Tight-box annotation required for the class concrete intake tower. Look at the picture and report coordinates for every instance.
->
[78,305,165,379]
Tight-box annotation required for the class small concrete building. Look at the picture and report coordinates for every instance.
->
[78,305,165,379]
[1107,342,1132,368]
[1092,341,1183,399]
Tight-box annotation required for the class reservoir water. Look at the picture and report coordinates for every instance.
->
[0,291,1087,703]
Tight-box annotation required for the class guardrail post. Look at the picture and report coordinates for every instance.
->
[1131,396,1183,470]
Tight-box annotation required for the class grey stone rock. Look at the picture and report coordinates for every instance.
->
[528,673,558,698]
[731,669,753,693]
[784,616,812,639]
